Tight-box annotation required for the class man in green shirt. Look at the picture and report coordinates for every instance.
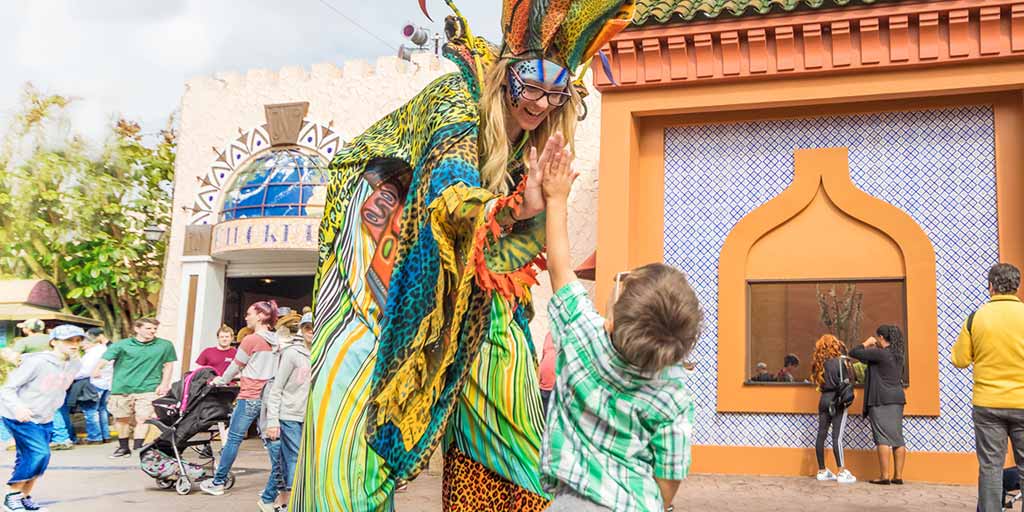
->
[93,317,176,458]
[1,319,51,383]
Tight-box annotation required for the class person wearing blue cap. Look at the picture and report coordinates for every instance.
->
[0,324,83,512]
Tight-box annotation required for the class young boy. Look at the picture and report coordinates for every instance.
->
[0,324,84,512]
[537,134,702,512]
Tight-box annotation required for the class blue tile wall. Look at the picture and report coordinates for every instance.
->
[663,106,997,452]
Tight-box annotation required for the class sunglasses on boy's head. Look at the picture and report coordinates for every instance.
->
[508,67,572,107]
[613,271,631,302]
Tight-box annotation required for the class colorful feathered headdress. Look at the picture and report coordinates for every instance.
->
[420,0,635,75]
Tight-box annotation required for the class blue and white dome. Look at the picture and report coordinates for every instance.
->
[219,149,327,222]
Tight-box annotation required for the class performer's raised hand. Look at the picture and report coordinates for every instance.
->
[520,132,566,220]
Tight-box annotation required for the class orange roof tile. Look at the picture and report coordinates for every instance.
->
[633,0,891,25]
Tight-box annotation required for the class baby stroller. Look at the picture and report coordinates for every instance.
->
[978,467,1022,511]
[1003,467,1022,511]
[139,367,240,495]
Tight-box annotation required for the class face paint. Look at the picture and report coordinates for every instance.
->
[511,59,570,88]
[507,70,524,107]
[504,58,572,133]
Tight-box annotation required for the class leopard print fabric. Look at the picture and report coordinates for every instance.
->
[442,446,550,512]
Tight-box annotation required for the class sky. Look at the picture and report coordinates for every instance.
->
[0,0,503,141]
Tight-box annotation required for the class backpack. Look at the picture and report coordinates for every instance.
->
[828,357,855,416]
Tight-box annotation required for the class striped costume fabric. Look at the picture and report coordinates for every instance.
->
[543,281,695,512]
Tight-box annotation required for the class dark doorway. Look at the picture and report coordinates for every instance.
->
[223,275,314,332]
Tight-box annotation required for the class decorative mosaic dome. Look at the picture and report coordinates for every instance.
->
[220,149,327,222]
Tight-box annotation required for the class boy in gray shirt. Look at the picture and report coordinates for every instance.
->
[0,324,83,512]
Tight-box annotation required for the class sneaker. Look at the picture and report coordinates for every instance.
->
[50,441,73,451]
[256,501,276,512]
[2,492,25,512]
[199,479,225,496]
[19,496,46,512]
[108,447,131,458]
[816,469,836,481]
[836,469,857,484]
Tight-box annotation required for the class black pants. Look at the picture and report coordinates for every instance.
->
[816,407,848,470]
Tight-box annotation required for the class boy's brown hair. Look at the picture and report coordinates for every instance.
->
[612,263,702,373]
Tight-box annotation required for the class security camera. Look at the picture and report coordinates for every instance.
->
[402,24,430,47]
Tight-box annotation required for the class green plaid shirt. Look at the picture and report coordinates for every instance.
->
[542,281,695,512]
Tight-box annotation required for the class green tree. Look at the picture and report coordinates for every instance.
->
[0,83,176,339]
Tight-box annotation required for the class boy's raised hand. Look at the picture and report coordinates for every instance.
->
[541,135,577,203]
[543,133,578,292]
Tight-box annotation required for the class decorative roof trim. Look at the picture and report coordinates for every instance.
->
[186,119,342,226]
[632,0,887,26]
[595,0,1024,91]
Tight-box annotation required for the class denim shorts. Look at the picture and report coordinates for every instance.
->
[3,418,53,484]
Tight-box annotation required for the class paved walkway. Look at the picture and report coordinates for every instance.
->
[0,440,978,511]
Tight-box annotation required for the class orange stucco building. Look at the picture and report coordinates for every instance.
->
[593,0,1024,483]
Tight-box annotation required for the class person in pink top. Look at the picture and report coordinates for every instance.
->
[195,325,238,376]
[201,301,279,499]
[539,332,557,413]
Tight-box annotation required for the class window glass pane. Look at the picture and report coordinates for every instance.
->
[234,186,265,209]
[233,207,262,219]
[264,205,299,217]
[747,279,908,385]
[266,184,301,206]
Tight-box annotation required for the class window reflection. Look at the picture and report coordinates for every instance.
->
[746,279,908,385]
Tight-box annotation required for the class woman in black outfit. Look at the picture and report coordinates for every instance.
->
[850,324,908,485]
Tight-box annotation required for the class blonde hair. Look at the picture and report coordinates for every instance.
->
[477,58,580,194]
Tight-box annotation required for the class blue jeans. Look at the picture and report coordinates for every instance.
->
[51,405,74,444]
[0,420,11,442]
[261,437,285,504]
[3,418,53,484]
[279,420,303,490]
[213,399,261,485]
[82,389,110,442]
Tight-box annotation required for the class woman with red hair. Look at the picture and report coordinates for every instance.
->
[811,334,857,484]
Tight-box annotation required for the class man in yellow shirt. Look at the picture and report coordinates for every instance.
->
[952,262,1024,512]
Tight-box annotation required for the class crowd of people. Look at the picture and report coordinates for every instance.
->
[0,306,313,512]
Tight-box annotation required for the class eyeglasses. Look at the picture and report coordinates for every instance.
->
[508,67,572,107]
